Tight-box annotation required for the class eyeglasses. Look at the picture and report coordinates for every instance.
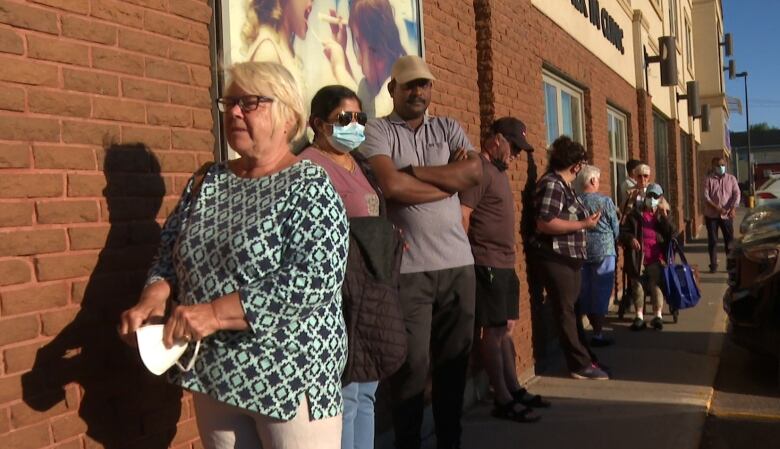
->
[216,95,273,113]
[333,111,368,127]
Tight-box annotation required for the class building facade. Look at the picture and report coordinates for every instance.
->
[0,1,727,448]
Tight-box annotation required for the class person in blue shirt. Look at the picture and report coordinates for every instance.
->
[575,164,619,346]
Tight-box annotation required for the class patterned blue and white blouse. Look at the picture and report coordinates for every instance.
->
[146,160,349,421]
[578,192,619,261]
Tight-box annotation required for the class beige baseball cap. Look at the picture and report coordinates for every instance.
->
[391,55,436,85]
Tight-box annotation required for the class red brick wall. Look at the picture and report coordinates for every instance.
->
[473,0,641,376]
[424,0,481,144]
[0,1,214,448]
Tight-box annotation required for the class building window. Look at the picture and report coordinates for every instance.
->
[653,112,671,199]
[543,72,585,148]
[669,0,678,37]
[608,107,628,203]
[685,17,693,72]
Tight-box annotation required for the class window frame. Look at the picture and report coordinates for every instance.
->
[607,106,629,204]
[669,0,679,38]
[685,15,694,73]
[543,71,586,149]
[653,111,671,202]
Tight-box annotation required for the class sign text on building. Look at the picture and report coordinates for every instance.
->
[570,0,625,54]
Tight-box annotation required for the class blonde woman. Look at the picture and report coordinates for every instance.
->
[242,0,313,91]
[119,62,348,449]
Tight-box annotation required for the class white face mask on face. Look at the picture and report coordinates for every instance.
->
[645,197,660,210]
[136,324,200,376]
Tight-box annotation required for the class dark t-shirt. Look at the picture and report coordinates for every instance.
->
[460,157,516,268]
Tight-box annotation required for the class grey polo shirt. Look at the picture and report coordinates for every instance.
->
[359,112,475,273]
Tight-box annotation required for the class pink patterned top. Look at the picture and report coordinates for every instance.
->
[641,211,664,265]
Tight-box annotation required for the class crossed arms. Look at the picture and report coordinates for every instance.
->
[367,149,482,205]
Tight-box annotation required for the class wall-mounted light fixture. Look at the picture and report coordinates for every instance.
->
[676,80,701,117]
[700,104,711,132]
[644,36,678,91]
[724,59,736,80]
[720,33,733,57]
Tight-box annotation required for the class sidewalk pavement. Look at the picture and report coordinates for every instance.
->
[457,238,730,449]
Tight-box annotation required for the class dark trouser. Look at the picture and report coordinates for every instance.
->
[705,217,734,269]
[537,256,593,372]
[389,266,476,449]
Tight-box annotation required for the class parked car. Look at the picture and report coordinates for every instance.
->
[755,174,780,207]
[739,203,780,234]
[723,215,780,382]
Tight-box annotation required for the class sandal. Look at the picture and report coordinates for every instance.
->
[511,388,551,408]
[491,400,541,423]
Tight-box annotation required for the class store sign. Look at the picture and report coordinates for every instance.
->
[570,0,625,54]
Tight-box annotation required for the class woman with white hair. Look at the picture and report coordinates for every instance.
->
[576,165,619,346]
[621,163,651,217]
[119,62,349,449]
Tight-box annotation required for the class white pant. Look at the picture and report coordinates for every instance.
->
[193,392,342,449]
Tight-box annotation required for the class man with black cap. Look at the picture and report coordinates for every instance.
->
[359,55,482,449]
[460,117,549,424]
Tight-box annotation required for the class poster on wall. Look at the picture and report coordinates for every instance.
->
[218,0,423,120]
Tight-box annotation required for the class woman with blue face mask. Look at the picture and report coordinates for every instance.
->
[300,85,406,449]
[301,85,374,214]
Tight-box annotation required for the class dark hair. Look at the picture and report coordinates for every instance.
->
[712,156,725,164]
[627,159,643,173]
[549,136,587,171]
[349,0,407,66]
[309,85,362,137]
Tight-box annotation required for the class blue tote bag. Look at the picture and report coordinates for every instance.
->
[662,239,701,310]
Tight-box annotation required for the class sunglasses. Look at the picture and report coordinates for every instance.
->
[333,111,368,127]
[216,95,274,113]
[646,192,661,199]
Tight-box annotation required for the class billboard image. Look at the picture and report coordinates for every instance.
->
[219,0,423,119]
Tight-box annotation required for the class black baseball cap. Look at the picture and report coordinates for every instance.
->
[491,117,534,153]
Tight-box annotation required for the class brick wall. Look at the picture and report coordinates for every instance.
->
[666,119,685,233]
[424,0,481,145]
[0,1,214,448]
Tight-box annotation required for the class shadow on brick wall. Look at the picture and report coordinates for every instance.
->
[519,151,558,372]
[22,145,183,449]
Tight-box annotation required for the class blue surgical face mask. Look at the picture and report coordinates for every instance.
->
[645,197,660,210]
[716,165,726,175]
[327,122,365,154]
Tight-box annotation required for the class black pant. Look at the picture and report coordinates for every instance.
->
[536,256,593,372]
[389,266,476,449]
[705,217,734,269]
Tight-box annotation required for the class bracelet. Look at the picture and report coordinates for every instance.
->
[210,302,222,330]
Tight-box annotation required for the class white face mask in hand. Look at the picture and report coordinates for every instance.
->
[136,324,200,375]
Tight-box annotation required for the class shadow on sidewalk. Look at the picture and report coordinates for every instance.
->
[462,398,704,449]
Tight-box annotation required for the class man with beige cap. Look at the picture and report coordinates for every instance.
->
[359,55,482,449]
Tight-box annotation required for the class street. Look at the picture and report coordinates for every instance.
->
[456,233,780,449]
